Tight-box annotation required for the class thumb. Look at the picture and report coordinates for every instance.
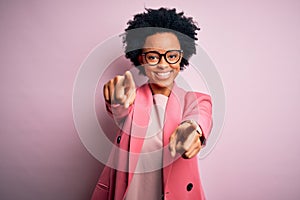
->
[169,132,177,157]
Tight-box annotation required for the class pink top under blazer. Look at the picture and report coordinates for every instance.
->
[91,83,213,200]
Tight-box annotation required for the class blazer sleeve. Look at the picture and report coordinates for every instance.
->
[182,92,213,144]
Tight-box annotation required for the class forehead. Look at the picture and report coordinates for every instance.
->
[143,32,181,52]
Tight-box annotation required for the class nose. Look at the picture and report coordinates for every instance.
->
[157,56,169,68]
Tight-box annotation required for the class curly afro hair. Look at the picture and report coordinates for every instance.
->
[123,7,200,74]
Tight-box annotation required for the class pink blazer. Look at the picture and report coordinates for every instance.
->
[92,83,212,200]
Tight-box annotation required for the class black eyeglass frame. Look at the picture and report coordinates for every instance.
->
[141,50,184,66]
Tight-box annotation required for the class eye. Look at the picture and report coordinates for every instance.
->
[167,53,179,61]
[147,55,158,60]
[168,54,178,59]
[146,53,159,61]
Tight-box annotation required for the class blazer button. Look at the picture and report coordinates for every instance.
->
[187,183,193,191]
[117,136,121,144]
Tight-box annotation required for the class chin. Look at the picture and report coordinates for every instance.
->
[151,81,173,89]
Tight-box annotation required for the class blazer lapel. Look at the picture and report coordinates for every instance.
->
[128,84,153,182]
[162,83,186,187]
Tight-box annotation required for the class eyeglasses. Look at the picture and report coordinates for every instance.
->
[141,50,183,66]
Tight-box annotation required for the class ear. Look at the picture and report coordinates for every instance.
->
[138,55,143,65]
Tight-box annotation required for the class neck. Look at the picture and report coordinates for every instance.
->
[149,83,173,96]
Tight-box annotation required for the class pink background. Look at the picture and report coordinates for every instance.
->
[1,0,300,199]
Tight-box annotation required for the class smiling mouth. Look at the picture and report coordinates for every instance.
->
[154,71,171,79]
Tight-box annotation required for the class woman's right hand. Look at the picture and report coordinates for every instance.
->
[103,71,136,108]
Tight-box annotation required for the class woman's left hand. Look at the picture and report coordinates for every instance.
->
[169,121,202,159]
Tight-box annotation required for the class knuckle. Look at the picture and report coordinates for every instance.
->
[183,146,189,151]
[113,76,119,83]
[108,79,114,85]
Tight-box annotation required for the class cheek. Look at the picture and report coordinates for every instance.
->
[144,67,152,78]
[170,64,181,72]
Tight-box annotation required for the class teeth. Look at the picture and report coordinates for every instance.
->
[156,72,170,77]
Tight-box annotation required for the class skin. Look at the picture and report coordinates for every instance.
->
[141,32,181,96]
[103,32,202,158]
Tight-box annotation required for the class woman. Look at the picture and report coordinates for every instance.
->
[92,7,212,200]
